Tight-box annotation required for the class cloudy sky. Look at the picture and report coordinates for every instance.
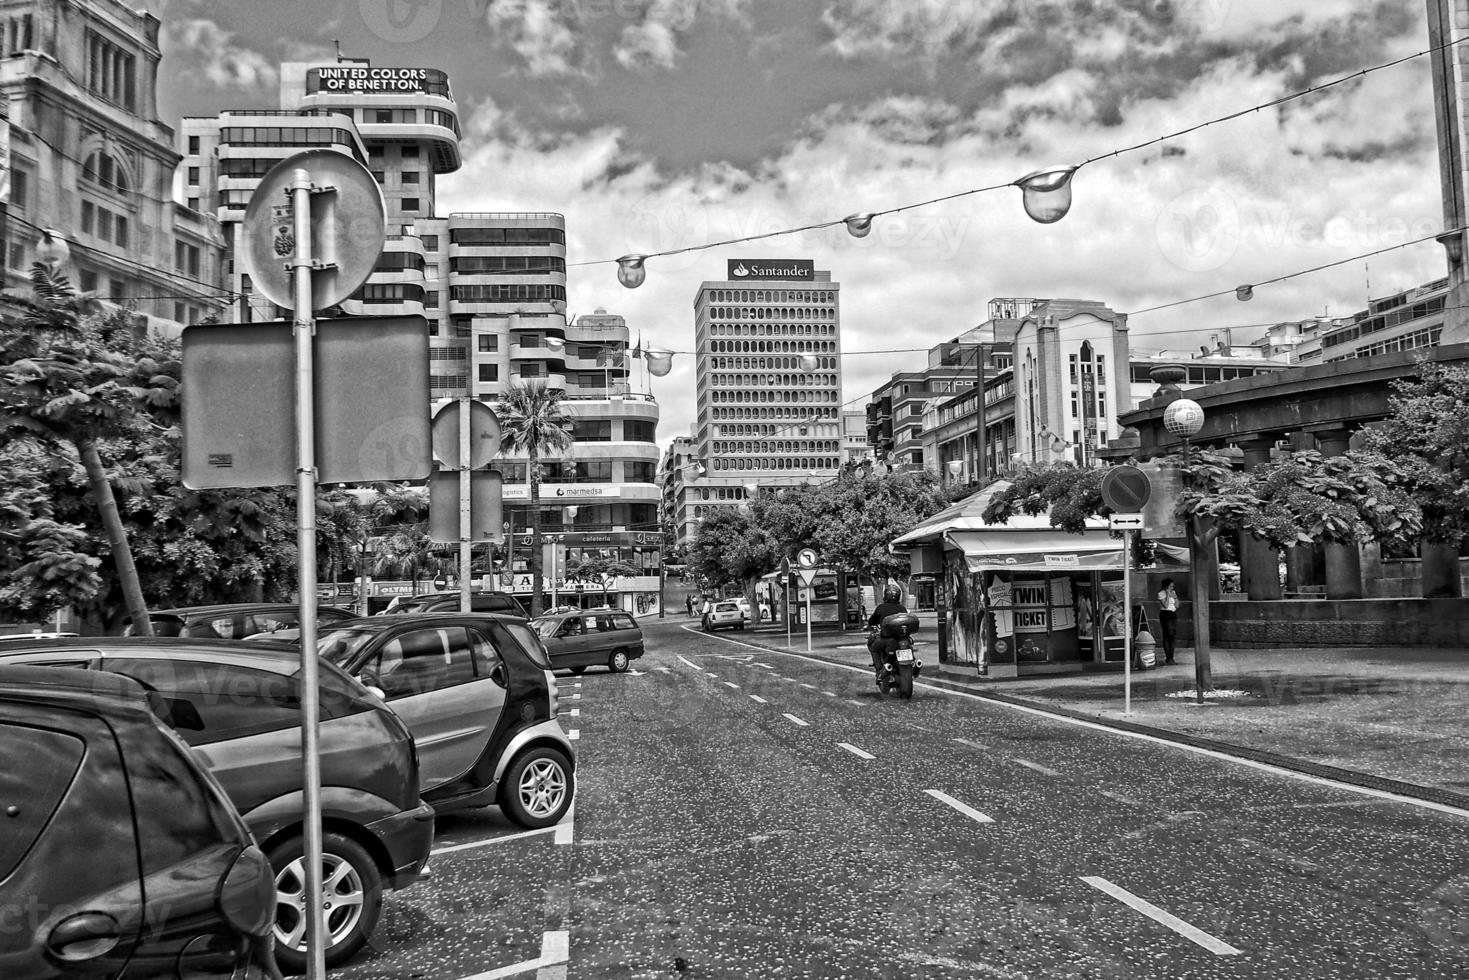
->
[145,0,1448,447]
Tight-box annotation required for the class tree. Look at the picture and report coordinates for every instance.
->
[495,382,573,617]
[564,554,639,606]
[688,507,781,612]
[0,441,101,620]
[0,266,175,634]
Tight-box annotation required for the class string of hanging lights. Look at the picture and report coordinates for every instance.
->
[591,32,1469,289]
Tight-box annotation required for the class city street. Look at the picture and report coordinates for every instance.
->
[337,619,1469,979]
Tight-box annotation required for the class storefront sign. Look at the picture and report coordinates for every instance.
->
[309,66,436,94]
[1044,554,1080,567]
[503,484,631,500]
[726,259,815,281]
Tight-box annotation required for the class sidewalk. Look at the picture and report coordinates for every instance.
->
[721,613,1469,809]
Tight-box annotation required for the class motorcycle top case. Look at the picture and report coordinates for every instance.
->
[879,612,920,638]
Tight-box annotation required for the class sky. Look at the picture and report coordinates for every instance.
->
[143,0,1450,450]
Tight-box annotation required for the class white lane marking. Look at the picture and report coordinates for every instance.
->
[752,662,774,669]
[431,826,554,855]
[925,789,995,825]
[749,694,767,704]
[570,683,581,689]
[554,804,575,846]
[823,690,837,697]
[567,729,580,741]
[1015,758,1062,777]
[706,672,719,678]
[569,708,580,717]
[692,629,1469,822]
[838,742,875,760]
[847,699,866,707]
[783,713,809,727]
[1100,790,1143,807]
[535,931,570,979]
[723,681,740,689]
[655,666,672,674]
[569,693,581,700]
[1081,877,1241,955]
[800,683,817,690]
[953,737,987,750]
[676,655,700,669]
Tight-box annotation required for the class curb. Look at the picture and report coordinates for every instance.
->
[727,630,1469,817]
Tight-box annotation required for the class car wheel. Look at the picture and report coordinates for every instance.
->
[501,746,574,828]
[608,648,630,673]
[267,831,382,974]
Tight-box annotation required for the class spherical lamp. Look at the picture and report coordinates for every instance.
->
[798,353,820,373]
[1163,398,1205,440]
[645,350,673,377]
[1016,166,1078,224]
[616,254,647,289]
[843,213,875,238]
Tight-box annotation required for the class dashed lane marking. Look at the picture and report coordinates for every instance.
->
[1015,759,1062,777]
[750,695,767,704]
[1081,877,1241,955]
[823,691,837,697]
[783,713,809,727]
[800,683,817,690]
[925,789,995,825]
[676,656,700,669]
[554,804,574,846]
[431,826,554,856]
[655,666,672,674]
[1099,790,1144,807]
[569,708,580,717]
[847,700,866,707]
[458,929,570,980]
[567,729,580,741]
[838,742,876,760]
[723,682,740,689]
[706,672,719,678]
[953,737,988,750]
[752,662,774,669]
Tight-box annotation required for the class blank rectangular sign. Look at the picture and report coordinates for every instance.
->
[181,316,432,489]
[429,469,503,543]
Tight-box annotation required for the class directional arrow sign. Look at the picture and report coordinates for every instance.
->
[1109,513,1145,531]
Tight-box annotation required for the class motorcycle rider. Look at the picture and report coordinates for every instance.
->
[866,583,908,682]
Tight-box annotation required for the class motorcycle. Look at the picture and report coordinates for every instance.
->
[868,612,922,699]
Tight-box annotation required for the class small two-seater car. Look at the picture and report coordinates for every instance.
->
[0,665,280,979]
[532,607,645,674]
[317,613,575,828]
[0,637,434,972]
[125,601,358,640]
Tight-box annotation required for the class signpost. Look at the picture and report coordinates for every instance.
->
[429,399,502,613]
[1101,466,1153,718]
[794,549,818,651]
[237,150,384,980]
[782,557,791,649]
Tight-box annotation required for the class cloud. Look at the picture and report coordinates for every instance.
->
[480,0,586,78]
[163,18,278,92]
[613,0,749,73]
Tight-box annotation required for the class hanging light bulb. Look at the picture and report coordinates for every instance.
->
[798,353,819,373]
[645,349,674,377]
[35,229,71,271]
[1235,284,1254,302]
[843,213,875,238]
[1016,165,1078,224]
[616,254,647,289]
[546,337,566,353]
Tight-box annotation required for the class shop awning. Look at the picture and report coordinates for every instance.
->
[945,530,1189,572]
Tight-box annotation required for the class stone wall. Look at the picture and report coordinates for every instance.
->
[1209,598,1469,648]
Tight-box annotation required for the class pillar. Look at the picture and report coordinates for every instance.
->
[1237,437,1282,600]
[1421,540,1465,597]
[1313,427,1364,599]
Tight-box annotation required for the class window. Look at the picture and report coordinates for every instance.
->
[422,234,439,251]
[79,270,98,292]
[376,109,393,124]
[478,364,499,382]
[571,419,612,442]
[449,227,566,246]
[623,419,656,443]
[188,135,200,154]
[187,196,199,211]
[114,216,128,249]
[103,660,315,746]
[367,628,477,698]
[81,201,94,234]
[85,30,136,110]
[625,461,656,483]
[477,335,499,352]
[402,144,420,158]
[176,242,202,277]
[519,363,542,378]
[425,290,439,309]
[401,197,420,212]
[401,171,420,184]
[10,170,26,211]
[451,256,566,276]
[7,242,23,269]
[186,166,199,184]
[450,283,566,304]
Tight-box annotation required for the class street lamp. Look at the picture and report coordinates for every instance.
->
[1163,397,1212,704]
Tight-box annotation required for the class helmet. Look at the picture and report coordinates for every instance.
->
[883,584,902,603]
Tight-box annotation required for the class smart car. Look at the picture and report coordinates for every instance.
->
[125,602,358,639]
[0,665,280,979]
[0,637,434,972]
[317,613,575,827]
[532,607,645,674]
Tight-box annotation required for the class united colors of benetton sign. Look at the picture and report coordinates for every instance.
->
[727,259,814,281]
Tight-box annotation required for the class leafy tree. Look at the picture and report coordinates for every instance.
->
[0,266,174,633]
[0,441,100,620]
[494,382,573,616]
[564,554,639,606]
[688,507,781,612]
[372,528,446,592]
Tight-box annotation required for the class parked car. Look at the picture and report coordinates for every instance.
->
[124,602,358,640]
[0,637,434,973]
[532,607,645,674]
[0,665,280,979]
[380,591,528,617]
[703,600,746,632]
[317,613,574,827]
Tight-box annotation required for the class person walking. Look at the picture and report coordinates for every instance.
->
[1157,578,1180,665]
[685,595,695,617]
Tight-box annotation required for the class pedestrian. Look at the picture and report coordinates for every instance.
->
[1157,578,1180,665]
[701,595,714,631]
[685,595,694,617]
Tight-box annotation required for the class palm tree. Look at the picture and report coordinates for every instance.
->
[494,381,573,616]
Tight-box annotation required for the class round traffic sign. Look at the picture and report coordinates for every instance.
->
[241,149,387,311]
[797,548,818,569]
[431,400,503,469]
[1100,465,1152,512]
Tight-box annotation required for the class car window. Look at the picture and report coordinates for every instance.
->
[183,615,235,639]
[467,629,502,679]
[494,620,554,671]
[0,723,84,881]
[319,628,379,668]
[581,616,599,634]
[612,614,637,631]
[558,618,583,637]
[253,610,302,633]
[102,659,350,746]
[369,628,475,699]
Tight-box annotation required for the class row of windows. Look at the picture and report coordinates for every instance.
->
[712,356,835,372]
[176,242,203,278]
[711,407,839,421]
[706,308,835,323]
[496,463,659,487]
[1124,364,1282,385]
[219,127,363,158]
[1322,295,1447,348]
[450,284,567,303]
[712,374,837,389]
[708,340,833,355]
[375,252,427,273]
[451,256,566,275]
[449,227,566,246]
[713,440,840,454]
[81,201,129,248]
[710,323,837,338]
[86,30,136,111]
[707,289,835,303]
[1066,354,1108,386]
[710,389,839,404]
[1349,326,1441,359]
[82,151,131,194]
[355,283,425,304]
[431,346,466,361]
[710,457,840,472]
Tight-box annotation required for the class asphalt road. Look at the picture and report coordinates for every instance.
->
[335,618,1469,979]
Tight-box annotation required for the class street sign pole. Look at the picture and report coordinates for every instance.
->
[783,558,791,649]
[1123,528,1132,718]
[806,587,812,653]
[289,168,328,980]
[459,395,472,613]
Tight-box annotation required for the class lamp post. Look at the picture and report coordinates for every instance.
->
[973,342,989,487]
[1163,397,1213,704]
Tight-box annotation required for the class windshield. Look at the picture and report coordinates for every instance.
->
[317,629,380,670]
[531,618,559,638]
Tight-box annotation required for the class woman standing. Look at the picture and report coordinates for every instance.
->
[1157,578,1180,665]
